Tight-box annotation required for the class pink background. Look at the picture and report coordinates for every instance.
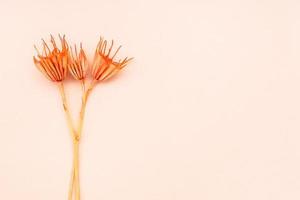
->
[1,0,300,199]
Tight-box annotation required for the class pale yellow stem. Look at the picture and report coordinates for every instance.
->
[77,80,95,139]
[72,80,95,200]
[59,80,96,200]
[74,140,80,200]
[58,82,77,141]
[68,139,80,200]
[68,164,75,200]
[58,82,78,200]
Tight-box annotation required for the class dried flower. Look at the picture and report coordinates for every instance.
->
[33,35,69,82]
[69,44,88,80]
[33,35,133,200]
[92,37,133,81]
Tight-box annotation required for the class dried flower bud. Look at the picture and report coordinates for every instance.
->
[69,44,88,80]
[33,35,69,82]
[92,37,132,81]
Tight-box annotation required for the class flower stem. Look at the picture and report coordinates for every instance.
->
[78,80,94,139]
[71,80,95,200]
[58,82,78,200]
[68,163,75,200]
[59,81,95,200]
[74,139,80,200]
[58,82,76,141]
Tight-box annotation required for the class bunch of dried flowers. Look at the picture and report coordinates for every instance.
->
[33,35,132,200]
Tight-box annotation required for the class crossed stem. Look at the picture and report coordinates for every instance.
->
[58,81,95,200]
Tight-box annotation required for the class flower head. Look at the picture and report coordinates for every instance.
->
[33,35,69,82]
[91,37,132,81]
[69,44,88,80]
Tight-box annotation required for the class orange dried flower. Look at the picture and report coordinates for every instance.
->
[33,34,133,200]
[69,44,88,80]
[33,35,69,82]
[91,37,132,81]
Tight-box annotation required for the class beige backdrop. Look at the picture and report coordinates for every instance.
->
[0,0,300,199]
